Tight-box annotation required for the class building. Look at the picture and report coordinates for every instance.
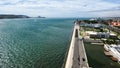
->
[80,23,103,28]
[111,21,120,27]
[85,31,117,39]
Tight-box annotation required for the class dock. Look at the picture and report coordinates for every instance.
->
[64,20,89,68]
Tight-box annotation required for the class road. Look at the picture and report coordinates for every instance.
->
[65,21,89,68]
[72,38,80,68]
[107,25,120,34]
[72,23,89,68]
[79,39,89,68]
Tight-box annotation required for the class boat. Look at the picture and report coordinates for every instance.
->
[104,51,112,57]
[104,44,110,51]
[111,57,118,62]
[104,44,120,63]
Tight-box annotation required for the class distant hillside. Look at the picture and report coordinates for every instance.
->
[37,16,46,18]
[0,14,30,19]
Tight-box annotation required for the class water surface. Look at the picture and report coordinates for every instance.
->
[84,42,120,68]
[0,18,74,68]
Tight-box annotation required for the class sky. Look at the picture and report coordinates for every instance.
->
[0,0,120,18]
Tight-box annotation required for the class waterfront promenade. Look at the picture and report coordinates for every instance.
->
[64,21,89,68]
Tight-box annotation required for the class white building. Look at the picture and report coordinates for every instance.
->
[85,31,117,39]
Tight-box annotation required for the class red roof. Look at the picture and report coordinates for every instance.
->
[111,22,120,26]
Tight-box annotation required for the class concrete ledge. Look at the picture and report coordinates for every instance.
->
[64,23,76,68]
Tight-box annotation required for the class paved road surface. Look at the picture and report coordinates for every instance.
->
[72,38,80,68]
[65,21,89,68]
[72,22,89,68]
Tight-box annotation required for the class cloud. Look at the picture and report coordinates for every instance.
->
[0,0,120,17]
[102,0,120,4]
[91,10,120,17]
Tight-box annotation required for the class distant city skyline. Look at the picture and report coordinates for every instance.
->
[0,0,120,17]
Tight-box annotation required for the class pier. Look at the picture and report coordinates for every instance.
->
[64,21,89,68]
